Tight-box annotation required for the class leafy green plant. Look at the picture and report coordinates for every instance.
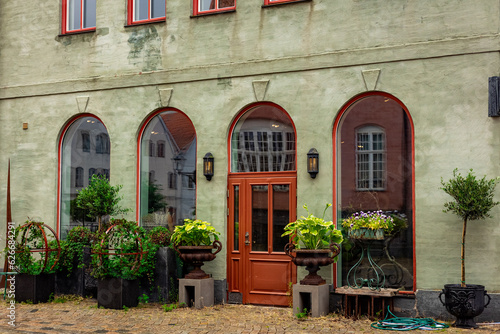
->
[58,226,95,276]
[75,175,128,232]
[441,168,499,287]
[162,303,178,312]
[282,204,343,249]
[138,294,149,304]
[148,226,172,247]
[9,220,60,275]
[91,219,159,280]
[296,308,308,320]
[170,219,220,246]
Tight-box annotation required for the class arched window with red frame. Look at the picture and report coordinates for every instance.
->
[334,93,416,293]
[137,108,196,231]
[58,115,109,238]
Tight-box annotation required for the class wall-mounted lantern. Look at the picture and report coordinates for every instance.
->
[172,153,185,174]
[307,148,319,179]
[203,152,214,181]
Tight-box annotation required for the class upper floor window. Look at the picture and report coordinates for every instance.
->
[128,0,165,25]
[356,125,385,191]
[62,0,96,34]
[81,132,90,152]
[75,167,84,187]
[194,0,235,16]
[264,0,304,4]
[96,133,110,154]
[157,141,165,158]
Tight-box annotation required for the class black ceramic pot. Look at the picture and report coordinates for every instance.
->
[439,284,491,329]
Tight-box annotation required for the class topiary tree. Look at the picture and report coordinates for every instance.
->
[75,175,128,232]
[440,168,499,287]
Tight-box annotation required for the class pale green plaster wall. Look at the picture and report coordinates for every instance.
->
[1,0,500,289]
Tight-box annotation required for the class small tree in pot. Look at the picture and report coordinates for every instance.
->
[439,168,498,328]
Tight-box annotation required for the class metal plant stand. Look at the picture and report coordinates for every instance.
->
[346,240,385,291]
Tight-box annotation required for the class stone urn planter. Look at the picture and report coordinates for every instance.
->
[174,240,222,279]
[348,227,384,240]
[439,284,491,329]
[284,243,341,285]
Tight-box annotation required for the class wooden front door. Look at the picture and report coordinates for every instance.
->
[227,174,296,306]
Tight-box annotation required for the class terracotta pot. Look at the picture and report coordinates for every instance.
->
[284,243,341,285]
[174,240,222,279]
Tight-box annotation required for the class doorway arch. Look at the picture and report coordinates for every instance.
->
[333,92,416,292]
[227,102,297,305]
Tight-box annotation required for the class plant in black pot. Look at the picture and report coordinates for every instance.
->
[439,169,498,328]
[91,219,157,309]
[282,204,343,285]
[171,219,222,279]
[56,226,96,296]
[10,220,61,303]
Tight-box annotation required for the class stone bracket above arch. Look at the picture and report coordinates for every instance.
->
[159,87,173,107]
[252,79,270,101]
[76,96,89,113]
[361,69,381,91]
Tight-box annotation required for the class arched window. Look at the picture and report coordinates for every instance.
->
[231,104,296,173]
[138,109,196,231]
[59,115,110,239]
[356,125,386,191]
[335,94,414,292]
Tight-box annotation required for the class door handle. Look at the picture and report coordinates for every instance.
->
[245,232,250,246]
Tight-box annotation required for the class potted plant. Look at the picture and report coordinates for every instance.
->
[438,169,496,328]
[56,226,96,296]
[282,204,343,285]
[171,218,222,279]
[75,174,128,232]
[11,220,61,303]
[341,210,395,240]
[91,219,157,309]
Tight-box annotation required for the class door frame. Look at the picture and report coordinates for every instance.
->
[227,171,297,305]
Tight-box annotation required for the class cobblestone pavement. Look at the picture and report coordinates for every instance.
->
[0,298,498,334]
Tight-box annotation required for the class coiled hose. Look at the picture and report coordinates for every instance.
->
[371,307,449,331]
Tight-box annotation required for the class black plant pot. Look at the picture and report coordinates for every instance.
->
[97,277,140,309]
[16,274,55,303]
[439,284,491,329]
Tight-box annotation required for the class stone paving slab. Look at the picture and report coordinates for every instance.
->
[0,298,498,334]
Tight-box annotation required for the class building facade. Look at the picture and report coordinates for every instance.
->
[1,0,499,319]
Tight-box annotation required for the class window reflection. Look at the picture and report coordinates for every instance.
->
[231,105,295,173]
[140,110,196,232]
[60,116,110,239]
[338,95,414,291]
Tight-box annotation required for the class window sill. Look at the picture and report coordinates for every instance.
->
[125,18,166,28]
[262,0,312,8]
[58,29,96,37]
[191,9,236,18]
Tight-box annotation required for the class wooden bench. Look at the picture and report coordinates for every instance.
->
[335,286,399,318]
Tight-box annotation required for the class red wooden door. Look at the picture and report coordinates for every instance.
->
[227,174,296,306]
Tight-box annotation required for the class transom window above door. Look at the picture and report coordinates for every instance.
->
[194,0,236,16]
[230,104,296,173]
[128,0,166,25]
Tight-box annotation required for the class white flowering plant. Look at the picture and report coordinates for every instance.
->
[342,210,395,233]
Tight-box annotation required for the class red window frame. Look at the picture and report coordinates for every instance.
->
[127,0,166,25]
[264,0,305,5]
[193,0,236,16]
[61,0,96,35]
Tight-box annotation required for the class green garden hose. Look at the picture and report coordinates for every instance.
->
[371,307,449,331]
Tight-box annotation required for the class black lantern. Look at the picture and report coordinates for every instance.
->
[203,152,214,181]
[172,153,185,173]
[307,148,319,179]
